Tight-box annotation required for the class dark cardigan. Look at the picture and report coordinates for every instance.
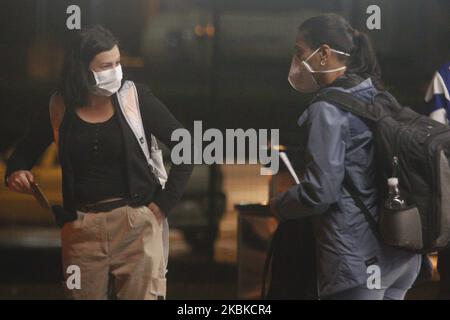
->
[4,82,193,216]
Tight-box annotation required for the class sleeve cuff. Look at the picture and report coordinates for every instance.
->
[274,186,320,221]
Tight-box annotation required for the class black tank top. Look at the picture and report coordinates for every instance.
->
[69,110,129,205]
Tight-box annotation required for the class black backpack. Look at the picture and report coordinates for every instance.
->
[312,89,450,254]
[261,80,450,299]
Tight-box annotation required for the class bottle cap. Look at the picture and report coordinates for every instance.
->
[388,177,399,187]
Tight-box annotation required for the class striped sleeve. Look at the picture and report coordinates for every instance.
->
[425,62,450,116]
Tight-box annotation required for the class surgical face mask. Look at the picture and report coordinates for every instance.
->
[288,47,350,93]
[89,64,123,96]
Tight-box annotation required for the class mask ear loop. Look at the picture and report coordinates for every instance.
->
[330,48,351,57]
[305,48,351,74]
[311,65,348,74]
[88,69,98,86]
[304,47,321,63]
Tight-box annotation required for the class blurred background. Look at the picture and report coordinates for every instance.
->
[0,0,449,299]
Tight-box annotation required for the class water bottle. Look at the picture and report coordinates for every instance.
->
[384,177,406,210]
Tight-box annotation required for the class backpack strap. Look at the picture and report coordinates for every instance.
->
[313,90,384,241]
[116,81,168,187]
[312,89,378,122]
[343,173,381,241]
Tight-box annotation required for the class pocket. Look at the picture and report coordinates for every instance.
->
[127,206,161,232]
[52,205,77,228]
[126,206,141,229]
[61,211,84,230]
[141,206,163,231]
[380,205,423,251]
[60,212,86,244]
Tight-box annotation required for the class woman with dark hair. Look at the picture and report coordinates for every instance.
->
[4,25,193,299]
[270,14,421,300]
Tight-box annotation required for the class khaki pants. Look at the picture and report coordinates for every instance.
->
[60,205,167,300]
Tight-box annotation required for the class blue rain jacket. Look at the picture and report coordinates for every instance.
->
[274,78,420,297]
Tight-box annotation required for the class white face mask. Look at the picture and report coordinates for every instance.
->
[89,64,123,96]
[288,47,350,93]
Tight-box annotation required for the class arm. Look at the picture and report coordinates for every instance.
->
[430,109,447,125]
[425,64,450,125]
[137,84,194,215]
[272,102,348,221]
[4,98,54,189]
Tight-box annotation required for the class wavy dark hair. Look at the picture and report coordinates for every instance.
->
[298,13,383,89]
[58,25,119,110]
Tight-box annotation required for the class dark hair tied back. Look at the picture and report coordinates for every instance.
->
[299,14,383,89]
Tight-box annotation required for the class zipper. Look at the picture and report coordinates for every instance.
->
[425,128,450,146]
[392,115,422,178]
[392,118,444,249]
[393,118,447,176]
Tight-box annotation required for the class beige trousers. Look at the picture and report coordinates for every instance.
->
[60,205,167,300]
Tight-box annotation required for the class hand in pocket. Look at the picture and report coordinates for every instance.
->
[147,202,165,226]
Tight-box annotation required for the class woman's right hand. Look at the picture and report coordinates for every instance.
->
[7,170,35,194]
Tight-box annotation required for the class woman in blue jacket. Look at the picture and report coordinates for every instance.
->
[270,14,421,300]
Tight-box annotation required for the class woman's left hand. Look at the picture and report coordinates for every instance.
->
[147,202,165,225]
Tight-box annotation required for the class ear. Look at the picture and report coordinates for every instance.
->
[319,44,332,61]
